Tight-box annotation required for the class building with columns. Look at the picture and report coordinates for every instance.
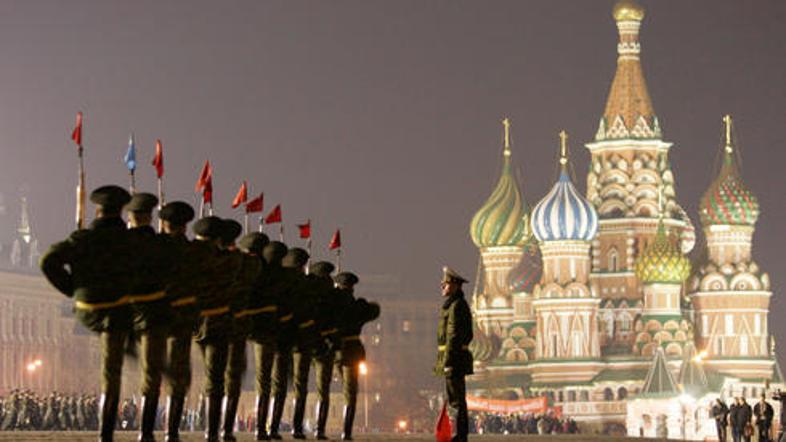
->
[466,0,781,437]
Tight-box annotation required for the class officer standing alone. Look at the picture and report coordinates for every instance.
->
[435,267,474,442]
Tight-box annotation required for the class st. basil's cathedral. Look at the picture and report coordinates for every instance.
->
[466,0,781,438]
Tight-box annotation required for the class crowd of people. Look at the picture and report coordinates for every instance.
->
[712,394,779,442]
[38,186,381,442]
[0,390,99,431]
[470,411,579,435]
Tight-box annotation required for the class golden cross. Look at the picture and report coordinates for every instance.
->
[559,130,568,165]
[502,118,511,152]
[723,114,733,154]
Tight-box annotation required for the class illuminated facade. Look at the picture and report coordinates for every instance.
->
[467,1,782,437]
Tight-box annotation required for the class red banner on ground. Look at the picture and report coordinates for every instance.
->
[465,395,548,414]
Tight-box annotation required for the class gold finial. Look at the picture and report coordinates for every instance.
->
[558,130,568,166]
[612,0,645,22]
[502,117,511,157]
[723,114,733,154]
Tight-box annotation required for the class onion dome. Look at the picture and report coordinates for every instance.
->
[700,115,759,226]
[635,220,691,284]
[508,244,542,293]
[531,131,598,242]
[612,0,645,22]
[470,118,531,248]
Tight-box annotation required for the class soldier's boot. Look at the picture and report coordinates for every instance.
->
[268,395,286,440]
[221,395,239,442]
[204,394,222,442]
[138,395,159,442]
[291,396,307,439]
[164,396,185,442]
[341,405,356,441]
[254,395,270,441]
[98,393,119,442]
[314,401,329,440]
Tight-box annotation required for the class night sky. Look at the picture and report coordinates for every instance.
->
[0,1,783,342]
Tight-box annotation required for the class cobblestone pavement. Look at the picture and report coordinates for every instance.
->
[0,433,637,441]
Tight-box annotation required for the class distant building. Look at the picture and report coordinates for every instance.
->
[466,1,782,438]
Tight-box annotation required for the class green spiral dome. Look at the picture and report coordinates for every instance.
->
[470,149,530,248]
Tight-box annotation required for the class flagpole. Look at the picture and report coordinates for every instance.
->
[336,248,342,273]
[244,213,249,234]
[76,145,86,230]
[156,177,164,233]
[258,217,264,233]
[208,201,214,216]
[199,195,205,218]
[279,224,284,242]
[129,171,136,194]
[305,238,312,275]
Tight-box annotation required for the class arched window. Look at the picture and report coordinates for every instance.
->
[618,387,628,400]
[558,391,564,403]
[580,391,589,402]
[567,391,576,402]
[608,248,619,272]
[603,387,614,401]
[571,331,583,357]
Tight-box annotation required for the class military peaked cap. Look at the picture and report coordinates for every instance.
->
[309,261,335,278]
[263,241,288,264]
[442,266,468,284]
[193,216,224,239]
[282,247,309,268]
[219,219,243,244]
[126,192,159,213]
[90,185,131,210]
[335,272,359,287]
[238,232,270,254]
[159,201,195,226]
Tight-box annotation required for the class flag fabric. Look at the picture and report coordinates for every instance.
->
[232,181,248,209]
[298,221,311,239]
[71,112,83,146]
[196,160,212,192]
[329,229,341,250]
[264,205,282,224]
[124,133,137,171]
[152,139,164,178]
[203,177,213,204]
[435,402,452,442]
[245,193,264,213]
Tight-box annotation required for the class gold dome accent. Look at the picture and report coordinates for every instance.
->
[613,0,645,22]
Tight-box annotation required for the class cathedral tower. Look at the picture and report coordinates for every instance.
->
[690,115,773,379]
[529,132,601,383]
[470,118,531,335]
[584,0,695,349]
[633,192,692,357]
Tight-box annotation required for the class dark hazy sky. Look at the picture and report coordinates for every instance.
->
[0,1,783,318]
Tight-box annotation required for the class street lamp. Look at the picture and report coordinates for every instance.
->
[359,362,369,432]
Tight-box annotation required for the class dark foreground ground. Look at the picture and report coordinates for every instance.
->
[0,433,645,441]
[0,433,653,442]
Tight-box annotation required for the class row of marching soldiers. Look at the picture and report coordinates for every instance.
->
[39,185,380,442]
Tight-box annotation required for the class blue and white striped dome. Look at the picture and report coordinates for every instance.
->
[531,170,599,242]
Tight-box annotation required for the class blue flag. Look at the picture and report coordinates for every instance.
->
[124,133,136,172]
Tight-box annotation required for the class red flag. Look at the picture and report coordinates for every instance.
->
[264,205,282,224]
[245,193,264,213]
[152,139,164,178]
[195,160,212,192]
[298,220,311,239]
[202,177,213,204]
[435,402,452,442]
[71,112,83,146]
[329,229,341,250]
[232,181,248,209]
